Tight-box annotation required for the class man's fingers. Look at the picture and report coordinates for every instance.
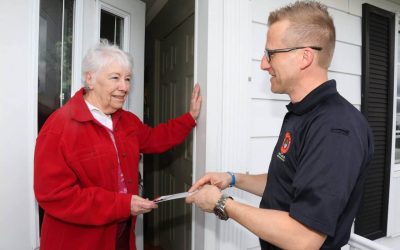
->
[185,195,195,203]
[189,177,210,192]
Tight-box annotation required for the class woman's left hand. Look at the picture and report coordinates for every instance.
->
[189,83,202,120]
[130,195,158,216]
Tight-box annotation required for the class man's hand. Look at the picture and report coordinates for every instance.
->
[130,195,158,216]
[186,185,221,213]
[189,83,202,120]
[188,172,232,193]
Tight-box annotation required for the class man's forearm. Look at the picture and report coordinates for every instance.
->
[225,199,326,250]
[235,173,267,196]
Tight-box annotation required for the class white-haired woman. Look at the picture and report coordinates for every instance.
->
[34,42,201,250]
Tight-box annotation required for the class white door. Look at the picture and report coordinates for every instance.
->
[75,0,146,249]
[155,14,195,250]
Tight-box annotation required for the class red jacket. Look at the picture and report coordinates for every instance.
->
[34,88,196,250]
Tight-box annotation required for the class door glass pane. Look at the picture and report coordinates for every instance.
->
[396,100,400,164]
[398,64,400,96]
[398,30,400,62]
[38,0,74,129]
[396,25,400,164]
[37,0,75,232]
[100,10,124,47]
[61,0,74,105]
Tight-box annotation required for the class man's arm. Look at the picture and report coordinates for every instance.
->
[186,185,326,250]
[225,199,326,250]
[235,173,267,197]
[188,172,267,197]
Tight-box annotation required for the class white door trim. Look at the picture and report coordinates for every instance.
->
[193,0,252,249]
[193,0,224,249]
[71,0,84,94]
[29,0,40,249]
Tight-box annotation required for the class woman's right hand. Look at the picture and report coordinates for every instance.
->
[188,172,233,193]
[130,195,158,216]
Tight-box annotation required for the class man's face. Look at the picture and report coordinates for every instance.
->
[260,20,300,95]
[85,61,132,114]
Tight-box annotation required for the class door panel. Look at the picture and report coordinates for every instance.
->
[156,14,195,250]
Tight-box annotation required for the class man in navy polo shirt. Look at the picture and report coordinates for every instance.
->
[186,1,374,249]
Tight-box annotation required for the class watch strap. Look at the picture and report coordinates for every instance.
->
[214,194,233,220]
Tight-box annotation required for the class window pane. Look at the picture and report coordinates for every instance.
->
[396,100,400,163]
[398,30,400,62]
[395,131,400,164]
[61,0,74,105]
[100,10,124,47]
[38,0,74,129]
[38,0,62,129]
[38,0,75,233]
[398,64,400,96]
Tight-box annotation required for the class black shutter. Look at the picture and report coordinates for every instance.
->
[356,3,395,240]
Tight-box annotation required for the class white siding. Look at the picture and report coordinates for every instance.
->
[0,1,40,249]
[249,100,287,137]
[233,0,400,248]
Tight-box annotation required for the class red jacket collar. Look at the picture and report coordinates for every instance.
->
[69,88,122,125]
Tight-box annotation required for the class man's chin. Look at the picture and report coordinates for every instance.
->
[270,86,284,94]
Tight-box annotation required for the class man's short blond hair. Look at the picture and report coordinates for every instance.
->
[268,1,336,69]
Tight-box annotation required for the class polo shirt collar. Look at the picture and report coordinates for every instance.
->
[286,80,337,115]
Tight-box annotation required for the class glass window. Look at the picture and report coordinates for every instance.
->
[398,29,400,62]
[37,0,75,231]
[395,23,400,164]
[38,0,74,129]
[100,10,124,47]
[395,100,400,164]
[398,64,400,96]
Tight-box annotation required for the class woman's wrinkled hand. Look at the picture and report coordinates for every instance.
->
[189,83,202,120]
[130,195,158,216]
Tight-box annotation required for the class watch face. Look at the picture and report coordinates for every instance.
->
[214,203,228,220]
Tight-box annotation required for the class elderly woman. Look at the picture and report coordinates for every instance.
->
[34,42,201,250]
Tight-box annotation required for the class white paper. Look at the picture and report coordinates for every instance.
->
[153,191,197,203]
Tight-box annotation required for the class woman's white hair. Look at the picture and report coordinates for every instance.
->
[82,40,133,84]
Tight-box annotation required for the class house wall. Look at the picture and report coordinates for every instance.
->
[198,0,400,249]
[0,1,40,250]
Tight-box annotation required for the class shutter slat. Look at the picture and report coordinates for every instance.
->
[357,3,394,240]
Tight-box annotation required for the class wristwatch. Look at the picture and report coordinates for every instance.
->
[213,194,233,220]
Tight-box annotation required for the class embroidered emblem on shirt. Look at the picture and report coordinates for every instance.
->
[277,132,291,162]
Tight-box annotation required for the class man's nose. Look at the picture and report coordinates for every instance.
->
[260,55,271,71]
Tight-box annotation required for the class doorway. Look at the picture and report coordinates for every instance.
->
[37,0,145,247]
[143,0,195,249]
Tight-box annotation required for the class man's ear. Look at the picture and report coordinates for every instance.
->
[85,72,94,90]
[300,48,314,70]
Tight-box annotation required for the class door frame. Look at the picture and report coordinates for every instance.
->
[193,0,252,249]
[30,1,41,249]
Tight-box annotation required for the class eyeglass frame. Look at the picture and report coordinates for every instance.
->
[264,46,322,62]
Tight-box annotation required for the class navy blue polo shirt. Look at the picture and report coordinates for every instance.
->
[259,80,374,250]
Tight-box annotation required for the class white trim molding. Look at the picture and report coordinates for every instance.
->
[193,0,252,249]
[28,0,40,249]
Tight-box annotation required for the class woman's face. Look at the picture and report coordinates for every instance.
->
[85,61,132,114]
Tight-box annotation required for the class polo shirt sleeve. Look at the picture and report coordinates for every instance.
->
[289,120,364,236]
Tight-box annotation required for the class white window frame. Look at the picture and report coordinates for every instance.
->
[388,12,400,238]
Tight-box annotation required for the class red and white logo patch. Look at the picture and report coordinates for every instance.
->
[280,132,292,154]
